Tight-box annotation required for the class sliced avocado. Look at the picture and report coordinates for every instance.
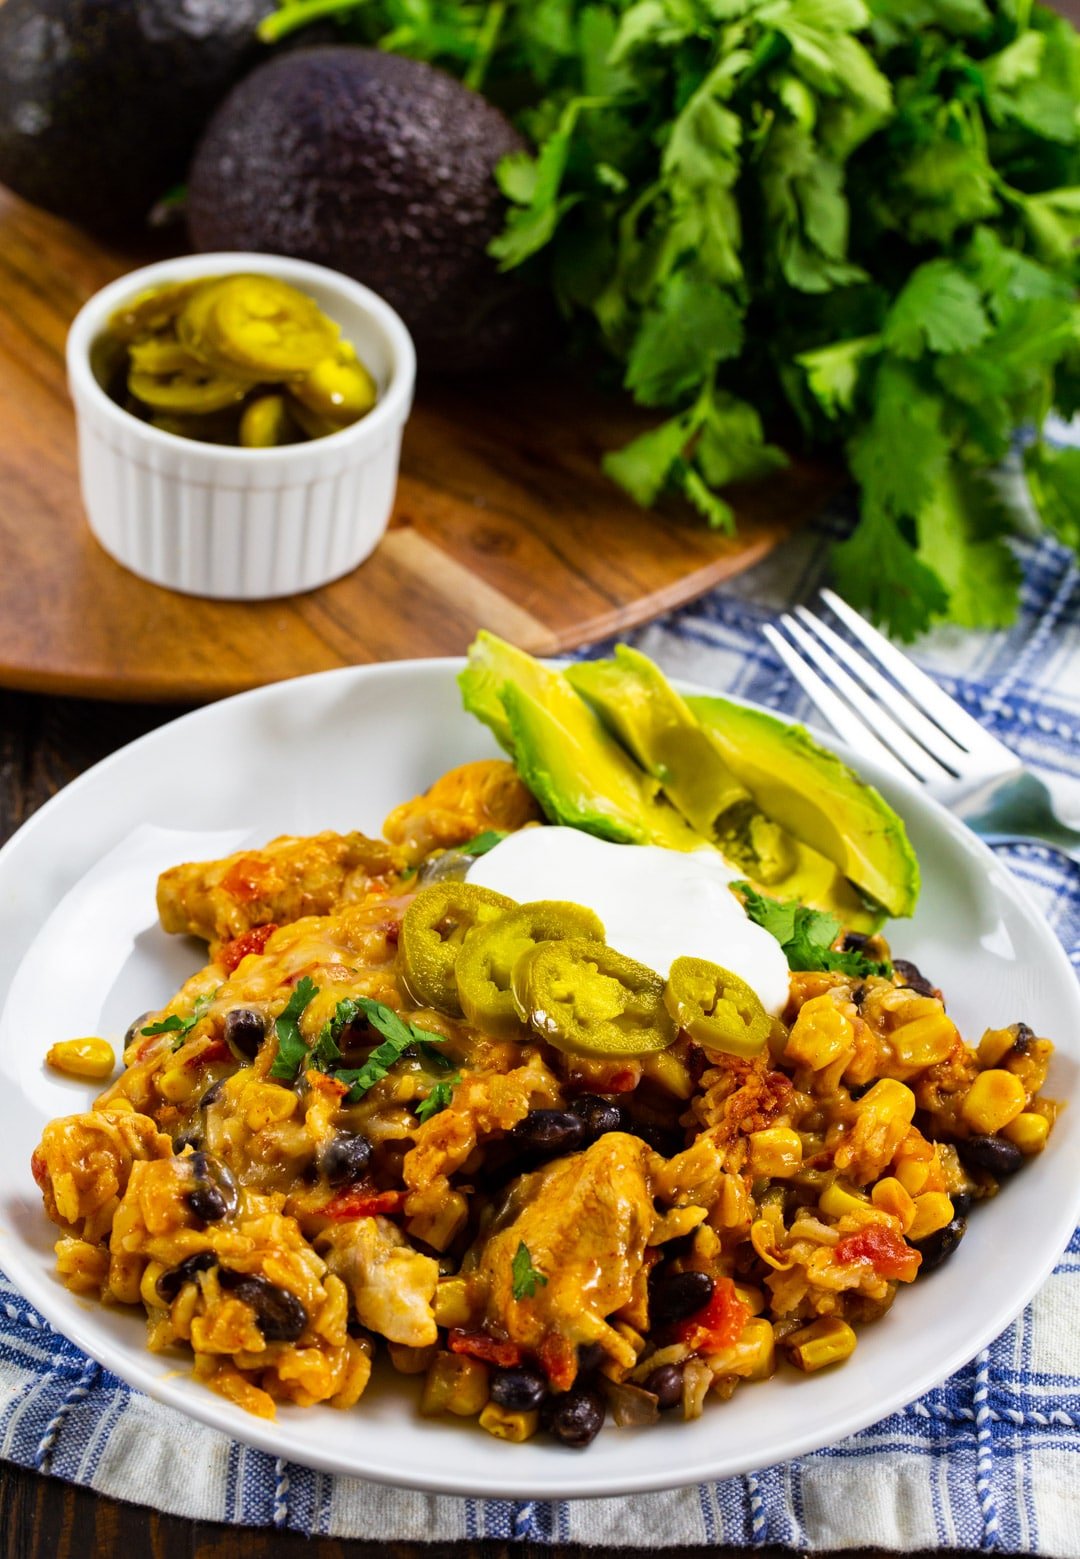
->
[567,647,752,838]
[460,635,702,850]
[687,695,920,919]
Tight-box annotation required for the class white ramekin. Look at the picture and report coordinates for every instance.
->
[66,252,416,600]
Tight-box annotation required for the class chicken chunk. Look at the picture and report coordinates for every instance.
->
[156,831,400,949]
[31,1109,174,1242]
[319,1216,439,1347]
[472,1132,658,1390]
[382,760,542,864]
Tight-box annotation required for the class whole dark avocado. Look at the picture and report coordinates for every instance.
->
[187,47,534,374]
[0,0,274,234]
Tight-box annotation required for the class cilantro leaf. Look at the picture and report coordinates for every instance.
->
[456,830,507,858]
[141,990,217,1050]
[1024,442,1080,554]
[884,261,991,359]
[625,267,744,407]
[736,883,892,978]
[415,1073,462,1123]
[511,1241,549,1301]
[269,976,320,1081]
[332,998,445,1103]
[914,466,1022,630]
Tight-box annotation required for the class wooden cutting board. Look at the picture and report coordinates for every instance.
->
[0,191,838,703]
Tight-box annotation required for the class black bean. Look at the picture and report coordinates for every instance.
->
[912,1216,967,1274]
[568,1095,624,1142]
[951,1191,973,1219]
[218,1269,308,1341]
[156,1250,218,1303]
[507,1109,587,1162]
[188,1184,229,1222]
[892,959,936,998]
[850,984,867,1009]
[224,1007,266,1060]
[650,1269,714,1326]
[490,1365,549,1412]
[198,1078,225,1111]
[543,1384,606,1448]
[319,1131,373,1186]
[124,1011,153,1046]
[173,1130,202,1153]
[644,1363,684,1411]
[1010,1022,1034,1054]
[842,932,869,952]
[576,1342,606,1374]
[956,1135,1024,1177]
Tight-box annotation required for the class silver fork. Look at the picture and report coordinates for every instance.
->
[763,589,1080,865]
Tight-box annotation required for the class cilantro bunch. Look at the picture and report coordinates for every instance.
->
[264,0,1080,637]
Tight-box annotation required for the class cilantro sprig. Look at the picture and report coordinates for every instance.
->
[736,884,892,980]
[415,1073,462,1123]
[268,976,321,1080]
[456,830,507,858]
[511,1241,548,1302]
[260,0,1080,639]
[141,991,217,1051]
[331,998,448,1103]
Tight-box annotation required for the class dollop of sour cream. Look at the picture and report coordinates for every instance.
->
[467,826,790,1016]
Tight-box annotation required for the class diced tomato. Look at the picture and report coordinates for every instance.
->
[218,924,277,974]
[188,1038,229,1068]
[448,1329,524,1368]
[834,1223,920,1281]
[323,1188,405,1221]
[675,1277,750,1353]
[606,1068,641,1093]
[30,1149,47,1190]
[537,1332,576,1392]
[220,857,277,903]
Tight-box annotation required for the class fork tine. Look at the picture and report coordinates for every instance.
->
[761,624,913,784]
[819,589,1012,761]
[779,615,957,783]
[793,606,968,771]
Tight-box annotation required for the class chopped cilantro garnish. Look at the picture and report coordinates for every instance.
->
[735,884,892,980]
[511,1241,548,1302]
[415,1073,461,1124]
[141,990,217,1050]
[456,830,507,858]
[331,997,445,1103]
[268,976,320,1080]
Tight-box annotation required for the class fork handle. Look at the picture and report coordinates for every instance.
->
[956,771,1080,865]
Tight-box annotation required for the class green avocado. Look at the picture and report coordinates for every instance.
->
[566,647,752,838]
[459,634,701,850]
[687,695,920,918]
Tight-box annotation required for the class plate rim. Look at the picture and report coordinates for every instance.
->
[1,655,1078,1501]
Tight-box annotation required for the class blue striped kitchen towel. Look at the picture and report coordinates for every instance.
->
[1,473,1078,1550]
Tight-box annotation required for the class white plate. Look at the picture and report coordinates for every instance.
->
[0,660,1077,1501]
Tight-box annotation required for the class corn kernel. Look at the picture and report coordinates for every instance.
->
[961,1069,1027,1133]
[242,1082,297,1130]
[855,1078,917,1127]
[819,1182,891,1224]
[1002,1111,1049,1155]
[641,1050,694,1099]
[785,996,855,1071]
[46,1037,115,1081]
[407,1190,467,1251]
[895,1156,931,1197]
[479,1403,540,1442]
[433,1277,472,1329]
[705,1317,775,1381]
[890,1013,957,1069]
[157,1064,198,1103]
[978,1026,1016,1068]
[907,1192,954,1240]
[420,1352,489,1417]
[748,1126,804,1178]
[388,1342,437,1375]
[871,1177,916,1231]
[785,1317,857,1372]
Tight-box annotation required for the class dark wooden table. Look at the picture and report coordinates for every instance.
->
[0,698,1003,1559]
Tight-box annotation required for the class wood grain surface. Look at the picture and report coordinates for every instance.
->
[0,192,838,705]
